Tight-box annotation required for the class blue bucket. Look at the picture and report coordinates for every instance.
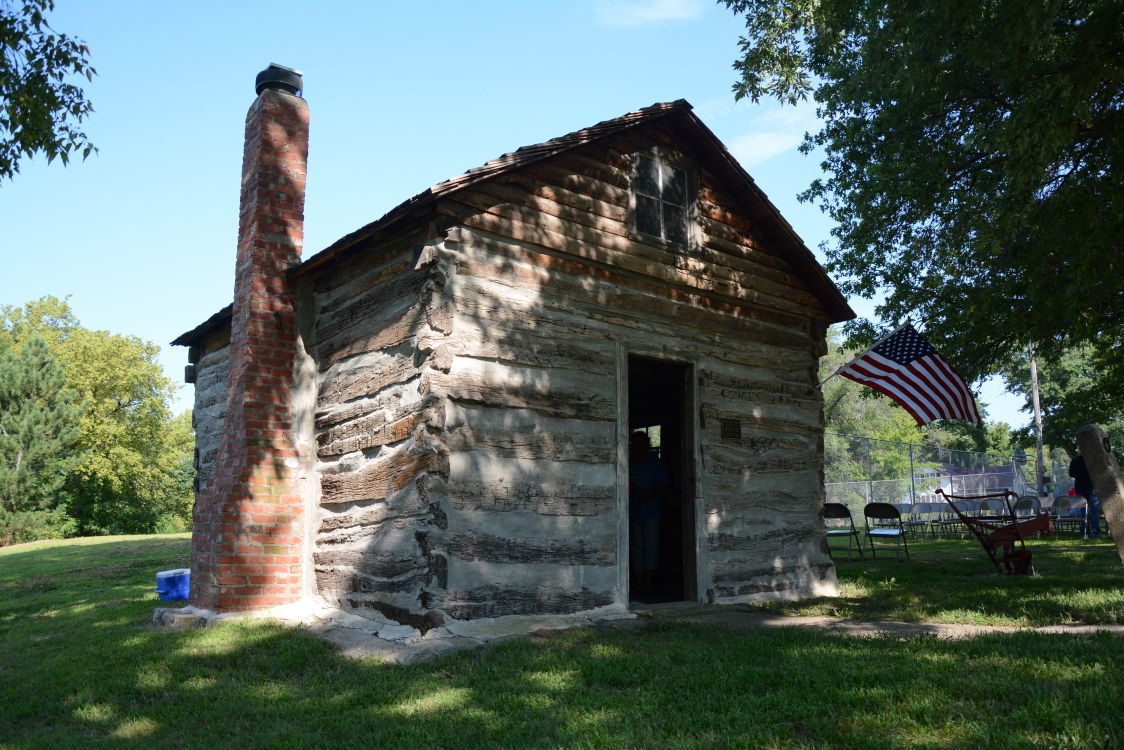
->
[155,568,190,601]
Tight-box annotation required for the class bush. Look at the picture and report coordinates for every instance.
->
[0,507,75,546]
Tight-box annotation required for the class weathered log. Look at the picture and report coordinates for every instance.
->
[701,371,819,409]
[317,503,392,534]
[318,568,428,596]
[315,271,430,344]
[321,446,450,505]
[707,527,822,552]
[317,408,436,458]
[710,562,835,600]
[422,324,616,375]
[311,225,430,295]
[318,394,443,452]
[1075,424,1124,565]
[476,178,629,232]
[455,242,815,326]
[702,405,821,439]
[421,370,616,422]
[704,441,821,478]
[444,214,828,328]
[439,585,615,620]
[704,490,823,515]
[315,249,419,312]
[521,162,630,207]
[697,186,760,234]
[547,151,630,189]
[436,480,616,516]
[318,297,454,370]
[497,171,627,222]
[317,353,419,415]
[444,531,614,566]
[453,262,812,355]
[443,425,615,463]
[316,382,428,432]
[446,193,821,318]
[314,548,425,580]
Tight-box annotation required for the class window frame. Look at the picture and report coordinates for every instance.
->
[627,148,699,253]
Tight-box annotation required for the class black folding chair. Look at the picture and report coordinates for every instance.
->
[823,503,863,561]
[864,502,910,561]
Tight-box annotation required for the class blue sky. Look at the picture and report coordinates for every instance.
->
[0,0,1025,426]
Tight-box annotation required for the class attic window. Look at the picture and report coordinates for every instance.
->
[632,153,691,247]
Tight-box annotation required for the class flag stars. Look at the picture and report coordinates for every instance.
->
[873,326,937,364]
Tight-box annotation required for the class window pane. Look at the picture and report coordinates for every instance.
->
[663,165,687,205]
[636,195,661,236]
[636,155,659,196]
[663,204,687,245]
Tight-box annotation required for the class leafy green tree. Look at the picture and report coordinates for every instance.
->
[58,327,189,534]
[999,343,1124,455]
[0,335,83,543]
[0,0,97,181]
[1,297,194,537]
[723,0,1122,397]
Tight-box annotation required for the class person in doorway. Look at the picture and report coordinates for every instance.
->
[1068,453,1103,538]
[629,431,670,594]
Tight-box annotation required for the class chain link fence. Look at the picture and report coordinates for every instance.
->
[825,432,1072,511]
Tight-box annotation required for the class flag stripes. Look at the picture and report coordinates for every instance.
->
[838,325,981,425]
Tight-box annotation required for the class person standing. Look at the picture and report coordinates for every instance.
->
[629,431,670,595]
[1069,453,1103,538]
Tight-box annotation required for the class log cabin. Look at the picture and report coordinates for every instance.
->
[173,64,855,630]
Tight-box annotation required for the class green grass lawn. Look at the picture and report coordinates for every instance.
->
[754,534,1124,626]
[1,534,1121,749]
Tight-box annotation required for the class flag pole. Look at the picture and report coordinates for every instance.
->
[818,364,846,387]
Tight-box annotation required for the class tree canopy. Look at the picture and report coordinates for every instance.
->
[723,0,1123,401]
[0,0,96,181]
[999,343,1124,455]
[0,297,193,541]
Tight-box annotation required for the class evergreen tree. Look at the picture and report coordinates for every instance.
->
[0,336,83,543]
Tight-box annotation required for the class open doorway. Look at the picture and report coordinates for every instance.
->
[627,355,696,604]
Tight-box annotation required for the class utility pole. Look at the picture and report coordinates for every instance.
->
[1029,343,1047,496]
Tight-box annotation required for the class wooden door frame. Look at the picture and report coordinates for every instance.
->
[618,349,699,604]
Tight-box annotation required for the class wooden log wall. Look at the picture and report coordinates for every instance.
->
[307,120,840,626]
[190,330,231,494]
[310,229,456,629]
[427,122,837,610]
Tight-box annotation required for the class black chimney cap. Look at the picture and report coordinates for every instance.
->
[255,63,303,97]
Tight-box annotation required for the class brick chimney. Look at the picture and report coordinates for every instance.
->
[190,64,310,612]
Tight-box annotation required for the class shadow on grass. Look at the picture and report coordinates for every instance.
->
[768,536,1124,627]
[2,535,1122,748]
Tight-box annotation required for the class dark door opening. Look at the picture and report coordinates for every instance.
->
[628,355,696,604]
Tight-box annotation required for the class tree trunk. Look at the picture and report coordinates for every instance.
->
[1076,424,1124,566]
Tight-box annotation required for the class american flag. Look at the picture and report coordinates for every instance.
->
[838,324,981,425]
